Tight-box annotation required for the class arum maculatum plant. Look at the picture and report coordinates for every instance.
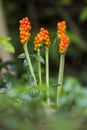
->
[19,17,70,107]
[19,17,37,86]
[34,27,51,105]
[56,21,70,108]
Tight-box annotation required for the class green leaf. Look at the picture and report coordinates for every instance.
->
[0,36,15,53]
[0,88,7,94]
[64,77,81,92]
[79,7,87,21]
[36,55,45,64]
[18,53,26,59]
[6,88,18,98]
[23,59,28,67]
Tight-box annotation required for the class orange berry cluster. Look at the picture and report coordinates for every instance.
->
[57,21,70,54]
[34,27,50,49]
[19,17,31,44]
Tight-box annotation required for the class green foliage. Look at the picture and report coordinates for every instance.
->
[60,76,87,109]
[18,52,45,69]
[0,59,16,89]
[0,58,87,129]
[0,36,15,53]
[79,7,87,21]
[18,53,26,59]
[58,0,73,5]
[36,55,45,64]
[0,76,87,130]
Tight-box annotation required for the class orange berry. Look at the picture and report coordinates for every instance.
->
[34,27,50,49]
[19,17,31,44]
[57,21,70,54]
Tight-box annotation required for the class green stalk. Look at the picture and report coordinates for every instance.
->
[23,43,37,86]
[45,47,50,105]
[37,48,42,85]
[56,54,65,108]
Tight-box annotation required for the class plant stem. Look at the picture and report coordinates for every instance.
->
[45,47,50,105]
[23,43,37,86]
[37,48,42,85]
[56,54,65,108]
